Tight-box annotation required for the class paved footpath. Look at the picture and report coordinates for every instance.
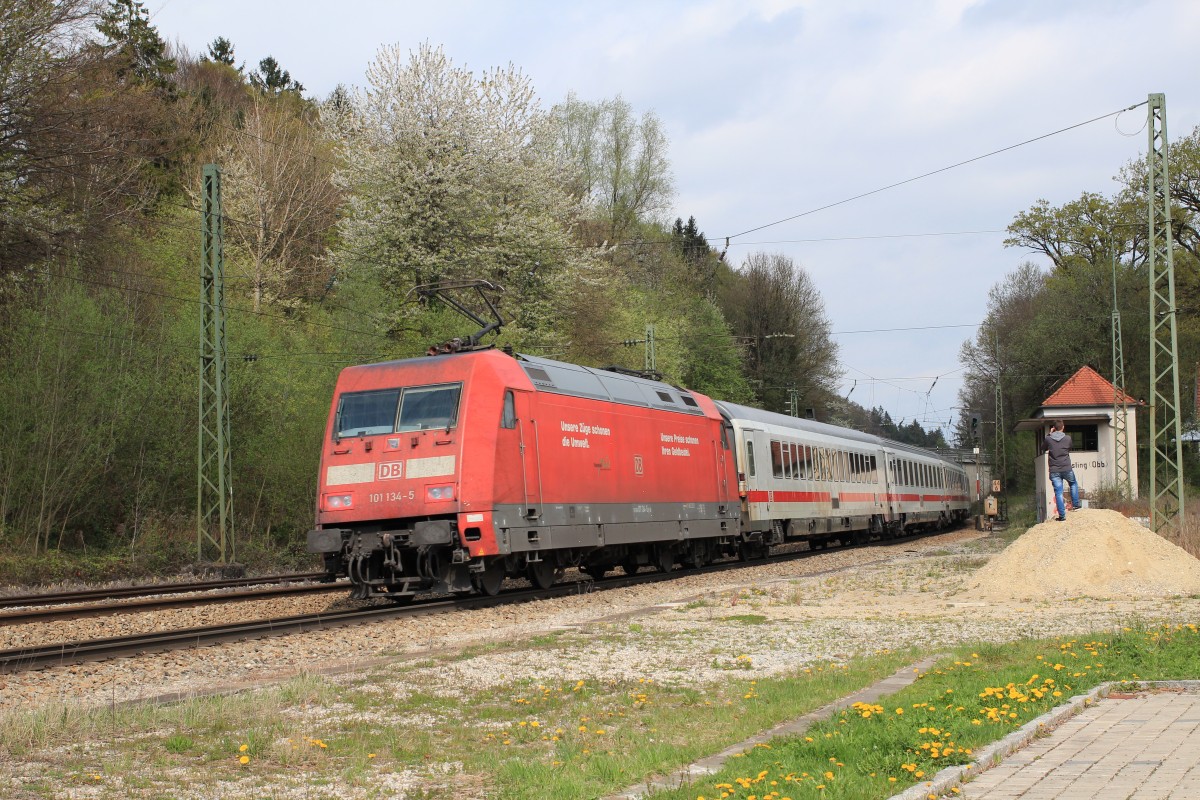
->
[958,689,1200,800]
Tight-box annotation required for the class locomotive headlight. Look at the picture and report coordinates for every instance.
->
[324,493,354,510]
[426,484,455,501]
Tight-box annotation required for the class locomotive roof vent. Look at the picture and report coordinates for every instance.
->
[656,391,675,403]
[524,366,556,387]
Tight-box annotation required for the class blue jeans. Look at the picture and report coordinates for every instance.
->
[1049,469,1079,518]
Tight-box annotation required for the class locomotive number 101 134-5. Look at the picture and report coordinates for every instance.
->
[369,490,416,503]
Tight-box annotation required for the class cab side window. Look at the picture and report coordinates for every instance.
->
[501,391,517,429]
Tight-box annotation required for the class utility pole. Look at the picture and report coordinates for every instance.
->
[643,323,656,373]
[785,386,800,417]
[1111,253,1132,498]
[1146,93,1185,535]
[993,335,1005,496]
[198,164,234,565]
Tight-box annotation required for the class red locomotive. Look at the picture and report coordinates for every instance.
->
[307,348,740,599]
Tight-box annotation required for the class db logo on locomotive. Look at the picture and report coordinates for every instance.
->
[377,461,404,480]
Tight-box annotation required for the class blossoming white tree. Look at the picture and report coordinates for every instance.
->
[327,42,600,345]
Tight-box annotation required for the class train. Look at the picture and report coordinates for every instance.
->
[306,347,971,600]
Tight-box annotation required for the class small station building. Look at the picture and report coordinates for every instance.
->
[1014,366,1140,523]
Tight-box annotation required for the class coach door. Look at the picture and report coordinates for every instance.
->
[884,456,897,521]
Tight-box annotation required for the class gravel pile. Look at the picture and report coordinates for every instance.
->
[960,508,1200,601]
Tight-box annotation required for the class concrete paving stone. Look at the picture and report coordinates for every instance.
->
[946,684,1200,800]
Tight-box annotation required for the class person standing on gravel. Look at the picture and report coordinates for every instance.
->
[1044,419,1079,521]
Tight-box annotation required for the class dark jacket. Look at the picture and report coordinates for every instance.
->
[1044,430,1073,473]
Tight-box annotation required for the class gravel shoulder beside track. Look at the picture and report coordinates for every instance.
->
[3,528,1197,716]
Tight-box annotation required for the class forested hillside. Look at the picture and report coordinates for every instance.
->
[0,1,848,574]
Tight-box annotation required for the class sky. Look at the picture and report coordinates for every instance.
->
[150,0,1200,441]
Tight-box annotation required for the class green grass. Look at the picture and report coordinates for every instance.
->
[646,623,1200,800]
[0,649,915,799]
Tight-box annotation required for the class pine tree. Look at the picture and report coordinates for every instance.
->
[250,56,304,95]
[204,36,240,70]
[96,0,175,89]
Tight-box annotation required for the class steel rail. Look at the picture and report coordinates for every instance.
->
[0,572,327,609]
[0,581,346,624]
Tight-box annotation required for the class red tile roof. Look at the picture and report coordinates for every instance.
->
[1043,366,1139,407]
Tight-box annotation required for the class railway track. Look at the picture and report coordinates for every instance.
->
[0,579,346,625]
[0,531,958,674]
[0,572,327,610]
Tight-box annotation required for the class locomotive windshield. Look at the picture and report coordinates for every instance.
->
[335,383,461,438]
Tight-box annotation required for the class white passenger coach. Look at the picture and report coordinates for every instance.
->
[716,402,971,550]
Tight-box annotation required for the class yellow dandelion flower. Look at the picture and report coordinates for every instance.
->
[239,743,249,753]
[238,755,250,765]
[368,753,376,758]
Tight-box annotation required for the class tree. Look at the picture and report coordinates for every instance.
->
[549,93,674,241]
[719,252,840,415]
[96,0,175,90]
[671,215,721,296]
[204,36,239,70]
[1004,192,1142,274]
[250,55,303,95]
[327,42,597,345]
[220,94,340,310]
[0,0,97,271]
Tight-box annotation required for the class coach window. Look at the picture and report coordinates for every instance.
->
[771,440,784,478]
[501,390,517,429]
[745,440,756,478]
[783,443,793,479]
[869,455,877,483]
